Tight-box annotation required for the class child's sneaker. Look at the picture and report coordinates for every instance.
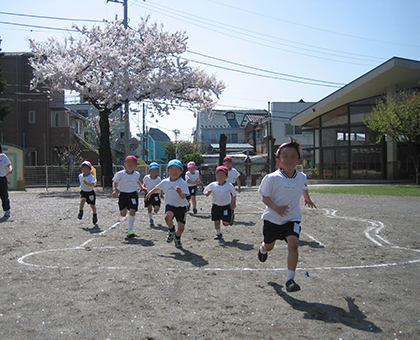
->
[174,236,182,249]
[214,233,223,240]
[258,248,268,262]
[187,203,191,212]
[78,210,83,220]
[149,218,154,226]
[126,231,135,239]
[286,279,301,292]
[92,213,98,224]
[166,228,175,243]
[193,207,198,214]
[4,210,10,218]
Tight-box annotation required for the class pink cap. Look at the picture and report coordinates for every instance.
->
[81,161,92,168]
[222,156,232,164]
[215,165,228,174]
[187,161,196,168]
[125,155,137,163]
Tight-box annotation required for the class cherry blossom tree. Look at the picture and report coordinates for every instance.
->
[29,18,225,186]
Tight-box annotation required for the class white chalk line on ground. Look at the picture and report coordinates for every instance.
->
[17,210,420,272]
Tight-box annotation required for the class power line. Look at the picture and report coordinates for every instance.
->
[0,11,103,23]
[0,20,78,32]
[135,1,384,63]
[203,0,420,48]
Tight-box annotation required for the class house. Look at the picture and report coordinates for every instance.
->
[146,128,171,163]
[194,109,267,153]
[0,52,98,165]
[291,57,420,180]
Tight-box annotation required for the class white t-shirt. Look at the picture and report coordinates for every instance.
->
[226,167,240,184]
[142,174,162,192]
[0,153,11,177]
[79,173,97,192]
[156,177,189,207]
[185,170,200,187]
[203,181,237,206]
[112,169,141,193]
[258,169,308,225]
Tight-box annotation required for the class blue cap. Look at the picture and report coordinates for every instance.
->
[167,159,183,170]
[149,162,159,170]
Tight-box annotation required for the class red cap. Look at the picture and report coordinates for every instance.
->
[222,156,232,164]
[125,155,137,163]
[215,165,228,174]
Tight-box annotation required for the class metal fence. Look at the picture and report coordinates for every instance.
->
[24,161,274,188]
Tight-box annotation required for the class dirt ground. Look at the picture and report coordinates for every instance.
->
[0,187,419,340]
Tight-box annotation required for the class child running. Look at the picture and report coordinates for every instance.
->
[143,162,163,227]
[77,161,98,225]
[145,159,189,249]
[222,156,241,224]
[112,155,144,238]
[203,165,237,240]
[257,139,316,292]
[185,161,202,214]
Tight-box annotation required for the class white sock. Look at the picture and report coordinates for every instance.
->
[286,270,295,282]
[148,212,153,219]
[128,215,135,232]
[259,245,267,254]
[216,228,222,235]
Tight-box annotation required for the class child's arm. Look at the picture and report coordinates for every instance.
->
[204,189,212,197]
[235,177,241,193]
[137,180,145,192]
[7,164,13,174]
[197,175,202,185]
[303,189,316,208]
[112,181,118,198]
[175,186,187,199]
[145,186,160,201]
[230,195,236,210]
[262,195,289,217]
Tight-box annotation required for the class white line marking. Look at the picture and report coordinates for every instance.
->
[302,231,325,247]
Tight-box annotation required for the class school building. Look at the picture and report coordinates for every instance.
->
[291,57,420,181]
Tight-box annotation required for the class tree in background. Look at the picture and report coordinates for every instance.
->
[29,18,224,186]
[365,90,420,185]
[162,140,201,161]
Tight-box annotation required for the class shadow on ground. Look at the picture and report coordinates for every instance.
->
[268,282,382,333]
[157,248,209,267]
[218,238,254,251]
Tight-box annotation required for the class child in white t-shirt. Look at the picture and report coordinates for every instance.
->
[112,155,144,239]
[145,159,189,249]
[185,161,202,214]
[143,162,163,227]
[222,156,241,225]
[203,165,237,240]
[77,161,98,225]
[258,139,316,293]
[0,145,13,218]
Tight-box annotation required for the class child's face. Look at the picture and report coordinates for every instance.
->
[277,147,301,171]
[215,171,227,184]
[81,165,91,175]
[223,162,232,170]
[168,165,182,179]
[125,159,137,172]
[149,168,159,178]
[188,167,196,174]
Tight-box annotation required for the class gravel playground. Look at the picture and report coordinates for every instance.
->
[0,188,419,339]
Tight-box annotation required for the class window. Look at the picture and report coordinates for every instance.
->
[120,132,125,139]
[285,124,294,135]
[294,126,302,135]
[256,130,262,144]
[28,110,36,124]
[263,125,268,137]
[26,150,37,166]
[231,133,238,143]
[247,131,253,142]
[51,112,60,127]
[77,109,89,118]
[210,133,217,143]
[226,112,235,120]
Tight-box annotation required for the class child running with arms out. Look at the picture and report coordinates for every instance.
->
[203,165,237,241]
[78,161,98,225]
[143,162,164,227]
[258,139,316,292]
[145,159,189,249]
[185,161,202,214]
[112,155,145,239]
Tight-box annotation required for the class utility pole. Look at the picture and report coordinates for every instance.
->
[108,0,130,157]
[142,102,146,161]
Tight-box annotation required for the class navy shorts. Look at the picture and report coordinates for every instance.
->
[118,191,139,212]
[186,185,197,200]
[144,193,161,208]
[80,190,96,205]
[263,220,301,244]
[165,205,187,225]
[211,204,232,223]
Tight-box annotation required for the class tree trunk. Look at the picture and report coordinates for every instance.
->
[99,108,114,187]
[219,134,227,165]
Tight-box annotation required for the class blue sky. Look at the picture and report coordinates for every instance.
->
[1,0,419,140]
